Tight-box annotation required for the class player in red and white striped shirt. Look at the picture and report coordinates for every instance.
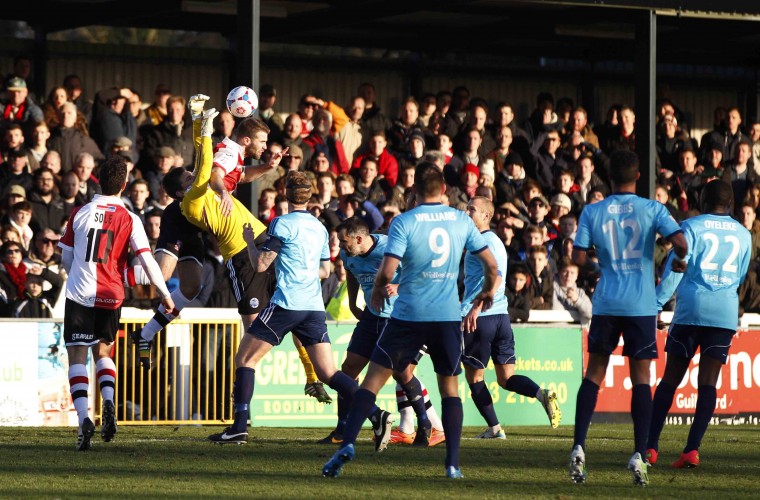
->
[59,155,175,451]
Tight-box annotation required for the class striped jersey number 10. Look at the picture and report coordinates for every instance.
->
[602,219,642,260]
[429,228,451,268]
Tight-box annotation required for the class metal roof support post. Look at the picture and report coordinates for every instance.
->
[235,0,261,212]
[634,9,656,200]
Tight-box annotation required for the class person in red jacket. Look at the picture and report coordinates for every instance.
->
[352,130,398,187]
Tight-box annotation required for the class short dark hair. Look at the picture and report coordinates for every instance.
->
[336,216,370,237]
[414,162,444,198]
[701,179,734,213]
[162,167,186,200]
[33,167,54,181]
[285,171,313,205]
[98,155,128,195]
[609,150,639,185]
[237,117,270,141]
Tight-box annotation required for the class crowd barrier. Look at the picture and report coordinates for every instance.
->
[3,309,760,427]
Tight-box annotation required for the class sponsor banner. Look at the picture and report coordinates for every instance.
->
[587,329,760,424]
[0,321,95,427]
[250,324,583,427]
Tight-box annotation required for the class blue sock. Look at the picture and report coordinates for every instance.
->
[335,394,347,435]
[631,384,653,457]
[232,367,255,432]
[328,371,358,400]
[469,381,499,427]
[342,388,377,446]
[401,376,430,429]
[441,397,463,469]
[685,385,716,453]
[504,374,540,398]
[573,378,599,451]
[647,381,676,451]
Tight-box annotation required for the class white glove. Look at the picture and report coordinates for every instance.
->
[188,94,210,120]
[201,108,219,137]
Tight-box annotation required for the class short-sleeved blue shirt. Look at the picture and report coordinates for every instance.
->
[341,234,398,318]
[385,203,487,322]
[461,230,508,317]
[574,193,681,316]
[266,211,329,311]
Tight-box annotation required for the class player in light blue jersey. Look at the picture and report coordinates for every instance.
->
[323,162,499,480]
[647,180,750,469]
[318,217,445,447]
[461,197,562,439]
[569,150,689,486]
[208,172,391,445]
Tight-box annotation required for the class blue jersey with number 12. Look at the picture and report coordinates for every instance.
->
[385,203,487,322]
[574,193,681,316]
[657,213,751,330]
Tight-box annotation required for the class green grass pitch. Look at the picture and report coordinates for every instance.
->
[1,424,759,498]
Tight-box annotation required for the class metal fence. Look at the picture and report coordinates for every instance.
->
[113,319,242,426]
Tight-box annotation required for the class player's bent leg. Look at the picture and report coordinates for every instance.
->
[648,355,690,464]
[497,364,561,429]
[319,353,371,445]
[296,336,331,404]
[464,366,505,439]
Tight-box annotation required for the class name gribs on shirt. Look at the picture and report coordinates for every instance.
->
[414,211,457,222]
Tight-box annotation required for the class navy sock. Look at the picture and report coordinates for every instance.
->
[441,397,463,469]
[503,374,540,398]
[401,376,430,428]
[328,371,359,400]
[335,394,347,435]
[631,383,653,457]
[685,385,716,453]
[573,378,599,451]
[232,367,255,432]
[647,381,676,451]
[469,381,499,427]
[342,389,377,446]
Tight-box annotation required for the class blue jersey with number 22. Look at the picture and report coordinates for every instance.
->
[385,203,487,322]
[574,193,681,316]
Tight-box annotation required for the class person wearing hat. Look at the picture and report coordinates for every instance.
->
[0,76,43,134]
[146,83,172,126]
[90,87,138,164]
[2,184,27,219]
[258,84,284,139]
[1,148,33,195]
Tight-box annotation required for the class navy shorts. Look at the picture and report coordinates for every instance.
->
[248,303,329,347]
[64,299,121,347]
[462,314,516,369]
[370,319,463,376]
[155,200,204,265]
[666,324,735,364]
[588,315,658,359]
[227,249,274,316]
[347,309,388,359]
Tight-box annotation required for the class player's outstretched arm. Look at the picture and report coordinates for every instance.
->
[240,147,289,184]
[137,251,175,313]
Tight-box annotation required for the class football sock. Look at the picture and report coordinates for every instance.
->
[342,388,377,446]
[685,385,716,453]
[631,383,653,457]
[141,289,194,342]
[400,376,430,429]
[297,345,318,384]
[441,397,463,469]
[421,380,443,432]
[96,357,116,403]
[573,378,600,451]
[469,380,499,427]
[647,380,676,451]
[68,364,89,427]
[504,374,541,398]
[232,367,255,432]
[335,394,347,435]
[395,383,415,434]
[327,371,358,401]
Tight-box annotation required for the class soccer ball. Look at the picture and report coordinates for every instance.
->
[226,86,258,118]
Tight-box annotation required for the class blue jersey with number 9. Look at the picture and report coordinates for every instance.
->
[574,193,682,316]
[384,203,487,322]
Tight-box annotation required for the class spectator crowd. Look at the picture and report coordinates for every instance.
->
[3,54,760,323]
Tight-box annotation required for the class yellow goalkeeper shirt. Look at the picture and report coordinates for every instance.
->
[181,121,266,261]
